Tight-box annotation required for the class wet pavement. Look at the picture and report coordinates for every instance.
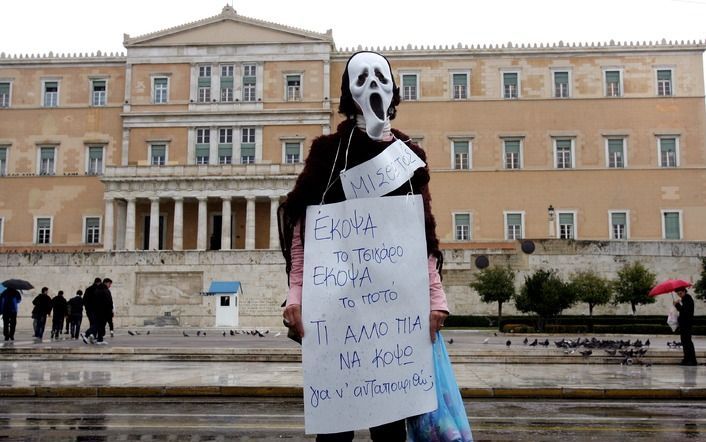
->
[0,397,704,441]
[0,329,704,399]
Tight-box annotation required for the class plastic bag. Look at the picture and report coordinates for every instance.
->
[667,306,679,332]
[407,332,473,442]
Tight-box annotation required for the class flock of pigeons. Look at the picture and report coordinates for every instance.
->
[125,329,279,338]
[470,335,665,366]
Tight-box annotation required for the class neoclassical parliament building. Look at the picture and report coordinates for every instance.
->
[1,6,705,325]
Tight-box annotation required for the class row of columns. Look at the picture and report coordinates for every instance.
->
[103,195,281,251]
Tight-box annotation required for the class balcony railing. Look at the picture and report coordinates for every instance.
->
[103,162,304,179]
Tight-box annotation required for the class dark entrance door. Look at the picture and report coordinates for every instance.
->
[210,215,222,250]
[143,215,165,250]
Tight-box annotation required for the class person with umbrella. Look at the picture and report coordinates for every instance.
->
[0,285,22,341]
[674,287,698,366]
[31,287,52,341]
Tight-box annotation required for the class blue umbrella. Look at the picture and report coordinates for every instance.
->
[2,279,33,290]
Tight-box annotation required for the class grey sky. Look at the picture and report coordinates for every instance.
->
[1,0,705,55]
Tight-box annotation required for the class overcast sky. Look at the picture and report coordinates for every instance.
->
[1,0,705,55]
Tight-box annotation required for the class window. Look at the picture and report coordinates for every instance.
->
[196,128,210,165]
[35,217,52,244]
[504,212,524,240]
[657,69,673,96]
[43,81,59,107]
[220,65,234,102]
[84,217,101,244]
[286,74,302,101]
[0,146,7,176]
[284,141,301,164]
[553,71,569,98]
[662,210,682,240]
[503,139,522,169]
[401,73,418,101]
[557,212,575,239]
[38,146,56,175]
[87,146,104,175]
[153,77,169,104]
[150,144,166,166]
[0,218,3,244]
[604,70,621,97]
[454,213,470,241]
[241,128,255,164]
[658,137,678,167]
[609,211,628,240]
[198,65,211,103]
[91,79,106,106]
[606,138,626,168]
[502,72,519,99]
[0,82,10,108]
[220,296,231,307]
[451,73,468,99]
[218,128,233,164]
[554,138,574,169]
[242,64,256,102]
[451,140,470,170]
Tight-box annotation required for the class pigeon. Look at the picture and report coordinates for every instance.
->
[134,331,141,335]
[265,330,270,334]
[645,339,650,346]
[146,331,150,335]
[540,339,550,347]
[446,338,454,345]
[256,330,265,338]
[494,332,498,337]
[229,330,235,336]
[604,348,617,356]
[128,330,135,336]
[274,332,282,337]
[523,337,529,345]
[222,331,226,337]
[529,339,538,347]
[482,338,489,344]
[580,350,592,357]
[183,331,189,337]
[506,340,511,347]
[203,332,206,336]
[196,331,201,336]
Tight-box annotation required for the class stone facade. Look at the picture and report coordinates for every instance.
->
[3,240,703,329]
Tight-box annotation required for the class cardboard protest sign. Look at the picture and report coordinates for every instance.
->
[302,195,436,434]
[339,139,425,200]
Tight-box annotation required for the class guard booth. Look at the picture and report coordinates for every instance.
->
[201,281,242,327]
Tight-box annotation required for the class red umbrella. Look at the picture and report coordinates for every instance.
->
[648,279,691,297]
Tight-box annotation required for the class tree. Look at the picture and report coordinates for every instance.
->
[470,266,515,330]
[612,262,656,315]
[514,269,575,331]
[693,257,706,302]
[568,270,612,317]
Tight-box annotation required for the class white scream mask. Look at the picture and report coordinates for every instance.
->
[347,52,394,140]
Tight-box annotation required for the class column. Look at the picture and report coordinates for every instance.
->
[197,196,208,250]
[245,196,256,250]
[115,200,126,250]
[221,197,232,250]
[269,196,280,249]
[173,197,184,251]
[103,198,114,251]
[125,197,136,251]
[149,197,160,250]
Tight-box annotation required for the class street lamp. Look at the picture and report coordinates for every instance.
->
[547,205,556,238]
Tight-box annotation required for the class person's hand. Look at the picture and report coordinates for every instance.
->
[283,304,304,339]
[429,310,448,343]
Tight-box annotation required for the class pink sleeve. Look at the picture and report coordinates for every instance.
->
[286,222,304,306]
[429,256,449,312]
[287,222,448,313]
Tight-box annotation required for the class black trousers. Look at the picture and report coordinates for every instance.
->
[680,326,697,364]
[51,315,64,337]
[69,316,82,339]
[316,419,406,442]
[2,313,17,339]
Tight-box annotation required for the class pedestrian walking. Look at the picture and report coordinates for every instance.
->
[93,278,113,345]
[67,290,84,340]
[50,291,68,339]
[674,287,698,366]
[31,287,52,341]
[0,287,22,341]
[81,277,101,342]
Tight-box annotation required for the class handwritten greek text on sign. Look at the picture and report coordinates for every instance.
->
[302,195,435,434]
[340,140,425,200]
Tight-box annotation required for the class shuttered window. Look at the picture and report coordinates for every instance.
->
[663,212,681,239]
